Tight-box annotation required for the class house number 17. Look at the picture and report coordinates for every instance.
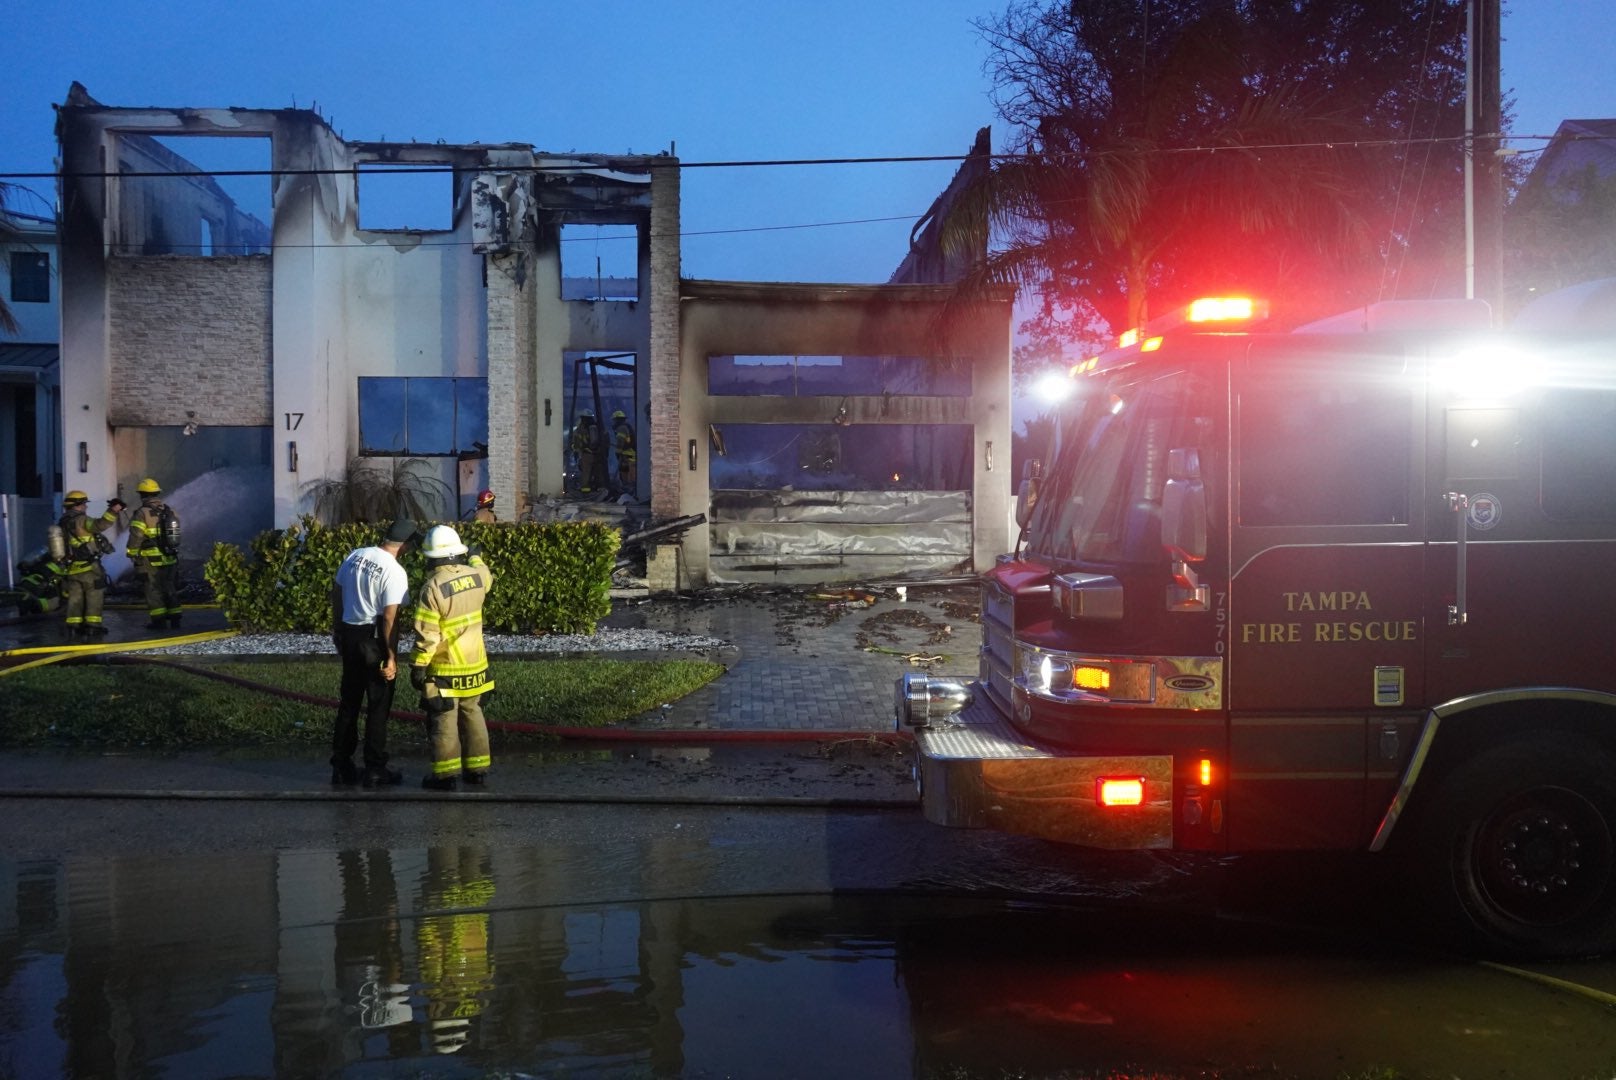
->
[284,413,303,431]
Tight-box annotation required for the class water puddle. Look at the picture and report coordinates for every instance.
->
[4,845,1615,1078]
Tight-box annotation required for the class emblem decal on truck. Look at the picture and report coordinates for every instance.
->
[1162,674,1215,693]
[1466,493,1502,531]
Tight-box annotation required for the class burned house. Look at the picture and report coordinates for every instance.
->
[54,84,1012,587]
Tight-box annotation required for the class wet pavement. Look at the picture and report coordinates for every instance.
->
[600,583,980,733]
[4,822,1616,1079]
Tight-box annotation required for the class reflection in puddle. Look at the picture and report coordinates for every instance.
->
[2,845,1615,1078]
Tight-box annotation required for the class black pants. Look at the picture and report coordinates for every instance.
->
[334,622,396,770]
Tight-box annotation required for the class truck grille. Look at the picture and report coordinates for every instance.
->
[981,581,1016,710]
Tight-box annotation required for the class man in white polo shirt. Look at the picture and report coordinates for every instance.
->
[329,520,418,788]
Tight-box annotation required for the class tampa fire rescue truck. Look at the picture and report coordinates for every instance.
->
[897,288,1616,959]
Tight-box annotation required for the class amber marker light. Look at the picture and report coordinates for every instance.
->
[1072,665,1111,691]
[1141,336,1164,352]
[1097,777,1145,807]
[1199,758,1213,787]
[1118,328,1140,348]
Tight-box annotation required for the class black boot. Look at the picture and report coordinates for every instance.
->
[361,765,404,788]
[461,771,488,786]
[168,613,183,629]
[421,775,457,792]
[330,760,359,787]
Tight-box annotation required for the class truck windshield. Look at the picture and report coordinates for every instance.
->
[1025,367,1208,564]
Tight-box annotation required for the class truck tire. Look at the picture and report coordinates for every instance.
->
[1411,738,1616,960]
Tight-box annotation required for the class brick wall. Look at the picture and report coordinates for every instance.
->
[648,161,681,519]
[107,255,272,426]
[485,254,519,516]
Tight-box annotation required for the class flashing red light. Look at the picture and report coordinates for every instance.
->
[1097,777,1145,807]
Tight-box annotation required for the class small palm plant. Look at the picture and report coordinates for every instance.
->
[302,457,453,524]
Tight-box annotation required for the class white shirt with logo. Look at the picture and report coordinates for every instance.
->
[336,545,409,626]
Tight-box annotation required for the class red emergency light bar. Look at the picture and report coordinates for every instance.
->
[1113,296,1269,350]
[1186,296,1260,323]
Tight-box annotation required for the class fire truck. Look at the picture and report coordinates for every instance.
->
[896,288,1616,959]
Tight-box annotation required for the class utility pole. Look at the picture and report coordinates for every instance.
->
[1465,0,1503,317]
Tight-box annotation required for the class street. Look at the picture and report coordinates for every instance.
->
[4,788,1616,1078]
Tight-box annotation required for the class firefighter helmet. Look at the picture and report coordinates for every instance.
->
[64,490,89,504]
[476,489,495,506]
[613,410,626,420]
[421,525,468,559]
[137,477,162,495]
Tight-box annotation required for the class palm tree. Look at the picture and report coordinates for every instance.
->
[946,1,1466,345]
[301,457,455,525]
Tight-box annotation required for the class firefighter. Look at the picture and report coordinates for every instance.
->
[570,412,601,495]
[52,491,122,637]
[611,409,636,494]
[127,477,183,630]
[409,525,494,791]
[463,489,497,524]
[14,553,62,616]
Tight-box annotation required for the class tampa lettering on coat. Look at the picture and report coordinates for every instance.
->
[437,572,484,599]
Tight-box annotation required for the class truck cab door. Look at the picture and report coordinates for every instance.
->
[1225,339,1427,849]
[1425,375,1616,703]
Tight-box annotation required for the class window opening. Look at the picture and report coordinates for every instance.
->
[356,162,454,232]
[560,223,638,301]
[116,134,271,255]
[8,251,50,303]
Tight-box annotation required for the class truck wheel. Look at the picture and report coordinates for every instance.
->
[1413,739,1616,960]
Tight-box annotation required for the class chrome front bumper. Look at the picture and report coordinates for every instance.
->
[896,674,1173,849]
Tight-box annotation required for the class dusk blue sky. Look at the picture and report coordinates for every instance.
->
[4,1,1613,284]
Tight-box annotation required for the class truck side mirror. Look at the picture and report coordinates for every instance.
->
[1161,448,1206,562]
[1015,459,1043,530]
[1161,448,1209,612]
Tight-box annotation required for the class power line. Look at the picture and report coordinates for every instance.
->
[97,211,927,254]
[0,130,1574,184]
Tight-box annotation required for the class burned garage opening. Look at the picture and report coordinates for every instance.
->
[705,352,977,584]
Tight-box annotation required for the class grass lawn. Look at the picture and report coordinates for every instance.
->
[3,656,725,749]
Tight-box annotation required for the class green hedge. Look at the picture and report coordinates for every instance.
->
[205,515,618,635]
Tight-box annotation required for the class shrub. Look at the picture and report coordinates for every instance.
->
[205,515,617,634]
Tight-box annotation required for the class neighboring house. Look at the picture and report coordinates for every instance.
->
[0,204,61,568]
[1506,118,1616,316]
[55,83,1012,588]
